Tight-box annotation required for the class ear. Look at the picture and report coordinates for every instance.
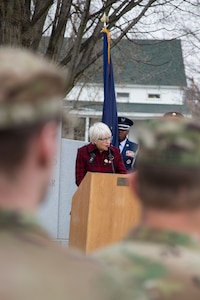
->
[36,122,59,167]
[128,171,139,197]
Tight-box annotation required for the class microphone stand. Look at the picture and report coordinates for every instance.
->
[108,148,115,173]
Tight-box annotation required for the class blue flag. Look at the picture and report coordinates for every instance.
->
[102,29,118,148]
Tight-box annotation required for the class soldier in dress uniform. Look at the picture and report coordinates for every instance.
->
[118,116,138,171]
[95,117,200,300]
[0,47,124,300]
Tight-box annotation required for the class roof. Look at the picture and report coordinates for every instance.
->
[89,39,187,87]
[64,101,190,117]
[39,37,186,87]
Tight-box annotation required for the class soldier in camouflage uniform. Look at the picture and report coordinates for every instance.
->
[95,118,200,299]
[0,47,123,300]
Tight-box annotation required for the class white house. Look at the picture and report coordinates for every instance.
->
[63,39,189,141]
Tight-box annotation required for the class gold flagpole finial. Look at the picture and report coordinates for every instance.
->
[101,12,109,29]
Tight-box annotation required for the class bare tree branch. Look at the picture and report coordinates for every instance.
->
[0,0,200,94]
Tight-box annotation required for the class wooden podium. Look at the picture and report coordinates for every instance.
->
[69,172,141,253]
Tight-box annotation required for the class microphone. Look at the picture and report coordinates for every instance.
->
[89,152,96,163]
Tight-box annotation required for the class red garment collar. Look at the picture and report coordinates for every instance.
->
[87,143,114,153]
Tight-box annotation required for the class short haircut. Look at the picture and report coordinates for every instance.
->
[0,125,40,176]
[89,122,111,142]
[137,166,200,211]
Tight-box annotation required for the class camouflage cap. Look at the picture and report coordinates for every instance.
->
[0,47,67,129]
[136,118,200,168]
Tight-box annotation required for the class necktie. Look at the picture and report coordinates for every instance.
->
[119,143,123,153]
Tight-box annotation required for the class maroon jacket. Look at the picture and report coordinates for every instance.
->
[75,143,126,186]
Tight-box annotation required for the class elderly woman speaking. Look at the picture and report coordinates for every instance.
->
[75,122,126,186]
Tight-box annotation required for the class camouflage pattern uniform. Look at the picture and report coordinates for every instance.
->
[0,48,123,300]
[0,210,123,300]
[94,118,200,299]
[95,227,200,299]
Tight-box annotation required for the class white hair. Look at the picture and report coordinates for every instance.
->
[89,122,111,142]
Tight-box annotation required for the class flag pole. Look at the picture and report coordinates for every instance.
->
[101,12,109,29]
[101,13,119,148]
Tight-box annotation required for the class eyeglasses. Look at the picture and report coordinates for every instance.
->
[98,136,112,141]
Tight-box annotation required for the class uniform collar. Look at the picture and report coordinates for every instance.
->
[0,209,50,238]
[125,226,200,250]
[119,138,127,149]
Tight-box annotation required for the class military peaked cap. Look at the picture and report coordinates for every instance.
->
[118,117,134,130]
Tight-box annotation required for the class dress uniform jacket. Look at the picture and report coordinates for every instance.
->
[0,209,125,300]
[121,138,138,171]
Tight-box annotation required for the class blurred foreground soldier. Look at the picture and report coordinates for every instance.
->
[0,47,123,300]
[95,118,200,299]
[118,116,138,171]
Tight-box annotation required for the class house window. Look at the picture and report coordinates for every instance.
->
[74,118,86,141]
[62,117,86,140]
[148,93,160,99]
[117,92,129,102]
